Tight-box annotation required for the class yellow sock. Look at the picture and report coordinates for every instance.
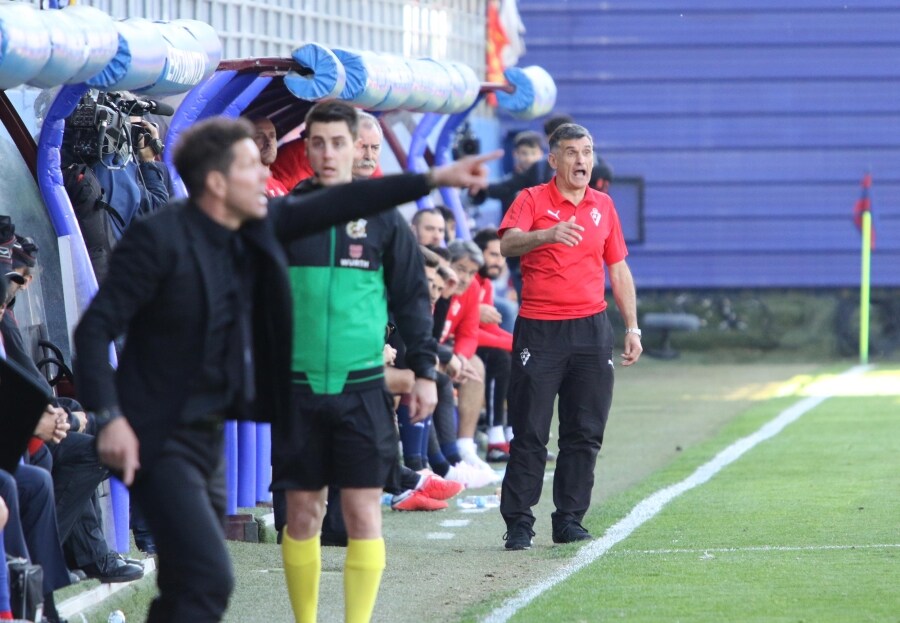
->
[282,532,321,623]
[344,537,386,623]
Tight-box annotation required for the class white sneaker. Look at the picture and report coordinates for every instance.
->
[446,462,499,488]
[462,451,497,475]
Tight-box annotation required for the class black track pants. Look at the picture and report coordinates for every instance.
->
[500,311,615,530]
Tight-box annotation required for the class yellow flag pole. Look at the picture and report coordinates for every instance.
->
[859,210,872,365]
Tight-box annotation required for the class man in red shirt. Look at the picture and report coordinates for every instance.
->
[498,123,642,550]
[472,228,514,462]
[249,117,288,197]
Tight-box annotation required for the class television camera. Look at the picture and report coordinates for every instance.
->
[64,91,173,168]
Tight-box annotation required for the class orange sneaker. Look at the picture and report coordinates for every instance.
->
[419,474,465,500]
[391,489,449,511]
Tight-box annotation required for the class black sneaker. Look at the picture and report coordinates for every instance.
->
[552,521,593,544]
[503,522,535,550]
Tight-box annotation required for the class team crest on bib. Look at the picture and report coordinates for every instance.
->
[590,207,601,226]
[346,219,368,239]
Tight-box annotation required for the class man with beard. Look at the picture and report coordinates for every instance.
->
[472,227,514,461]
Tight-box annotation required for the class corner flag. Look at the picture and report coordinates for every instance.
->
[853,172,875,249]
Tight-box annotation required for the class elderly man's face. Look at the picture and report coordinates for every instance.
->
[252,118,278,167]
[353,124,382,178]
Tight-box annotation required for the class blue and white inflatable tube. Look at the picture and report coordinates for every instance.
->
[88,18,167,91]
[408,59,453,113]
[369,56,413,111]
[27,7,103,88]
[0,2,51,90]
[401,58,439,111]
[438,61,480,114]
[333,48,394,109]
[285,43,346,101]
[56,5,119,85]
[139,20,220,95]
[496,65,557,120]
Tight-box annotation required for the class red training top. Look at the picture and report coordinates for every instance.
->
[474,273,512,351]
[499,177,627,320]
[439,279,481,359]
[266,176,288,197]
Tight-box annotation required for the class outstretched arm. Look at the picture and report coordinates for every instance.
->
[272,151,501,241]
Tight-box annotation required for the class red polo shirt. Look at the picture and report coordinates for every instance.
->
[499,177,627,320]
[474,273,512,351]
[439,279,481,359]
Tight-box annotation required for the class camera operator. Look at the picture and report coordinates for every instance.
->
[91,95,169,235]
[63,91,170,281]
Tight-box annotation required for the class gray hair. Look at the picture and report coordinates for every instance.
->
[548,123,593,152]
[447,239,484,267]
[357,111,383,138]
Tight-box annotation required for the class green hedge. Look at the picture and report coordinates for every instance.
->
[606,288,900,363]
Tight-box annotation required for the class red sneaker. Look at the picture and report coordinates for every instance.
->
[391,489,449,511]
[487,442,511,462]
[419,474,465,500]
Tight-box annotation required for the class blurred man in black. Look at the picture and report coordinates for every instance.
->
[74,116,495,622]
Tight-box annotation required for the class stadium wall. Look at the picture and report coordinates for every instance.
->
[509,0,900,288]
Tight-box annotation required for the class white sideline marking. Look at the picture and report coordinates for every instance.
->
[427,532,457,540]
[482,365,868,623]
[261,512,275,527]
[623,544,900,555]
[440,519,471,528]
[58,558,157,618]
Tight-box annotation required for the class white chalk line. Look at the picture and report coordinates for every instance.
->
[482,364,869,623]
[440,519,471,528]
[619,543,900,555]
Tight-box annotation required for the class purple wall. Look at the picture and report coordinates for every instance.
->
[506,0,900,287]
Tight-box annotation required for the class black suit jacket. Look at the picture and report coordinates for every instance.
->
[74,173,432,469]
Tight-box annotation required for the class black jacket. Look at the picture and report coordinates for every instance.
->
[74,173,433,469]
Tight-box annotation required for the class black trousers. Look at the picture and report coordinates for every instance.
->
[131,425,233,623]
[477,346,511,429]
[1,465,71,595]
[500,312,615,530]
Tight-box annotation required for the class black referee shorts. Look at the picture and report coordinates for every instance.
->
[271,386,398,491]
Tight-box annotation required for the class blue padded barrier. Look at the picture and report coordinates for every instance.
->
[0,2,52,90]
[495,65,557,120]
[406,112,443,211]
[432,95,484,241]
[237,421,256,509]
[285,43,346,101]
[162,70,237,198]
[89,18,167,92]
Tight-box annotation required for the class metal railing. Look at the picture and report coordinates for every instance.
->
[46,0,485,74]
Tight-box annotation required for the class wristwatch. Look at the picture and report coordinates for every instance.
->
[625,327,642,338]
[92,406,123,429]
